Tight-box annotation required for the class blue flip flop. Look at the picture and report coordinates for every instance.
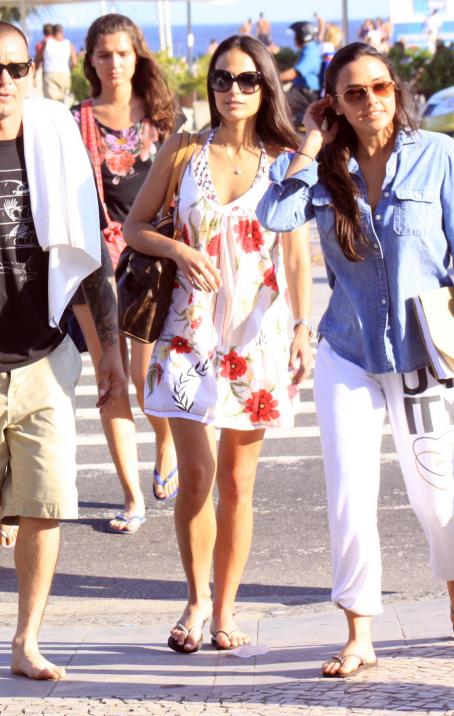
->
[106,513,145,534]
[153,466,178,501]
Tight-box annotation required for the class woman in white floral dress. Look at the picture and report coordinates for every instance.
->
[124,35,313,652]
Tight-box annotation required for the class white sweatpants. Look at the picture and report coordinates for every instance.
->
[314,339,454,615]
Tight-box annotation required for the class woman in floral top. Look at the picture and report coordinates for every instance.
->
[124,36,313,652]
[71,14,179,534]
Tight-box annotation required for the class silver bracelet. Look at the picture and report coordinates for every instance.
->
[293,318,316,337]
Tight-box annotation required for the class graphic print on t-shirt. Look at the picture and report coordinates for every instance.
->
[0,168,39,283]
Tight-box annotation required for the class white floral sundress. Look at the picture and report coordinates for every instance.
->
[144,130,295,430]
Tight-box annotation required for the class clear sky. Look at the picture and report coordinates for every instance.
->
[29,0,393,30]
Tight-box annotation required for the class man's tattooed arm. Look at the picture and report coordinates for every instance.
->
[81,237,125,409]
[81,236,118,348]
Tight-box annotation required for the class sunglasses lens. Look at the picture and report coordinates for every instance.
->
[211,70,261,94]
[343,88,366,104]
[2,62,30,78]
[211,71,232,92]
[237,73,261,93]
[373,81,395,97]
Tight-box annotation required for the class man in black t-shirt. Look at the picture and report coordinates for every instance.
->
[0,22,125,680]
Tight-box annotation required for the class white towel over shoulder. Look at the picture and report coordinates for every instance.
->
[23,97,101,328]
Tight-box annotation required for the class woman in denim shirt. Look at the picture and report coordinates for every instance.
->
[257,42,454,677]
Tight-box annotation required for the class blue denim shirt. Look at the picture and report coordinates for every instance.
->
[257,130,454,374]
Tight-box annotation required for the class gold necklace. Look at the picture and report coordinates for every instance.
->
[221,142,259,175]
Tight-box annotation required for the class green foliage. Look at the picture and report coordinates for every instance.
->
[0,7,21,22]
[70,54,89,103]
[388,44,430,83]
[417,44,454,97]
[388,42,454,98]
[273,47,298,72]
[154,50,210,101]
[0,6,37,22]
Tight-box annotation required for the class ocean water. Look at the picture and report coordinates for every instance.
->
[28,19,454,58]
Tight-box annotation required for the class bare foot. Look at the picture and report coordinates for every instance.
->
[11,645,65,680]
[169,600,212,651]
[450,605,454,630]
[322,639,376,677]
[210,622,251,649]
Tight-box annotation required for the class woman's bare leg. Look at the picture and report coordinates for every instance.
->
[448,581,454,629]
[130,340,177,498]
[73,305,144,530]
[211,428,265,648]
[167,418,217,650]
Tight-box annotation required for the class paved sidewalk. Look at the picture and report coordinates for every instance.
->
[1,596,454,714]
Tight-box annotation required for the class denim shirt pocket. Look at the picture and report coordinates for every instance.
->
[312,191,336,238]
[393,187,435,236]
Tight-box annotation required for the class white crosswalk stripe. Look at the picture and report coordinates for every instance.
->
[75,355,397,471]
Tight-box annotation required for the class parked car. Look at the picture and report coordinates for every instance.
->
[420,86,454,135]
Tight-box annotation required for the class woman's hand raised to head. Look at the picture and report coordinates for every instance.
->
[303,97,339,151]
[173,242,222,293]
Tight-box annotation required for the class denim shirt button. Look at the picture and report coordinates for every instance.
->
[381,298,387,305]
[384,191,390,197]
[375,214,381,220]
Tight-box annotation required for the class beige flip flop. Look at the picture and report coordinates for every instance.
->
[323,653,378,678]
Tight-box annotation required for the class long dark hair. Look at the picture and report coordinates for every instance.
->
[207,35,299,150]
[83,14,176,140]
[319,42,417,261]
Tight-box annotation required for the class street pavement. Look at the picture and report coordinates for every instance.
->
[1,234,454,714]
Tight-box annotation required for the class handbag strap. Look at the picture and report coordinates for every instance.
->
[161,130,199,215]
[80,99,110,226]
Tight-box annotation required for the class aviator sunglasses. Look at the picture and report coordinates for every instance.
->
[0,60,32,79]
[210,69,262,94]
[335,80,396,105]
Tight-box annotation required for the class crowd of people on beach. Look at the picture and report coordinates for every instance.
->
[0,8,452,686]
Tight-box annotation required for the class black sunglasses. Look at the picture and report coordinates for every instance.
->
[0,60,32,79]
[210,70,262,94]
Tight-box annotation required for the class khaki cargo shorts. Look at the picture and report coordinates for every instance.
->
[42,71,71,102]
[0,335,82,523]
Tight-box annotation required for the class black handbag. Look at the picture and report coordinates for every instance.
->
[116,131,197,343]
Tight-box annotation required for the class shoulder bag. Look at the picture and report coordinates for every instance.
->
[115,130,198,343]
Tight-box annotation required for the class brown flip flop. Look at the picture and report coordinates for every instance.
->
[322,653,378,678]
[168,620,207,654]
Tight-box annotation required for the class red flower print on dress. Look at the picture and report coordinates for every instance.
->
[234,219,264,253]
[105,151,136,177]
[207,233,220,256]
[220,350,247,380]
[170,336,192,353]
[190,318,202,330]
[182,224,190,246]
[244,389,280,422]
[263,266,278,291]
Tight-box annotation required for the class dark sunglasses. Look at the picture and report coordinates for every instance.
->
[335,80,395,105]
[0,60,32,79]
[210,70,262,94]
